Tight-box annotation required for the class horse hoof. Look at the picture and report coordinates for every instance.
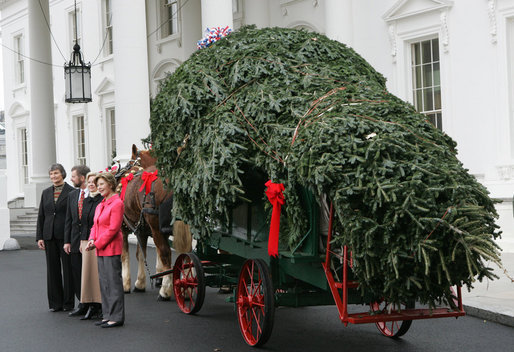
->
[133,287,146,293]
[157,295,171,302]
[124,290,131,294]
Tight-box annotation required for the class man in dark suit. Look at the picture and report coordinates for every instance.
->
[36,164,74,312]
[64,165,91,316]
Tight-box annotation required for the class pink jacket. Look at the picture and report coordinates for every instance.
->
[89,194,124,256]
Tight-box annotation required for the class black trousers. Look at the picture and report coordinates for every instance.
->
[44,238,74,310]
[70,252,82,304]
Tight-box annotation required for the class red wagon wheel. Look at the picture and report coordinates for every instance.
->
[236,259,275,347]
[173,253,205,314]
[370,300,413,338]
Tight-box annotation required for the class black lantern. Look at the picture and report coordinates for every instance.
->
[64,1,91,103]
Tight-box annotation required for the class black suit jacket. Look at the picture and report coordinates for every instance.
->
[36,183,74,242]
[82,194,103,241]
[64,190,103,253]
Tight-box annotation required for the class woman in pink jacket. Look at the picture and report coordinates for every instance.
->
[85,172,125,328]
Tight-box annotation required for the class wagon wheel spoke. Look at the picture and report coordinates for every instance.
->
[251,307,263,336]
[251,277,262,299]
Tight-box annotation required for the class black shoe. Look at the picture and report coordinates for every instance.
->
[49,307,62,312]
[63,306,74,312]
[80,306,100,320]
[95,320,109,326]
[102,321,124,328]
[69,307,88,317]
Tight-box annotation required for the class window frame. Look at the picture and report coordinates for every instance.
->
[105,107,117,163]
[19,127,28,186]
[13,33,25,86]
[74,115,87,166]
[103,0,114,56]
[68,6,82,51]
[410,37,442,129]
[158,0,181,41]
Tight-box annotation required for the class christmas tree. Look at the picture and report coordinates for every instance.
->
[149,26,501,307]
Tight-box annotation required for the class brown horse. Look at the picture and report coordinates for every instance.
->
[119,145,192,300]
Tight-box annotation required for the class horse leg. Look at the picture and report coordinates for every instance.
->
[147,218,173,301]
[155,256,163,288]
[122,230,131,293]
[133,234,148,292]
[172,220,192,253]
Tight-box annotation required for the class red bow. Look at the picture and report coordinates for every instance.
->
[139,170,158,195]
[265,180,285,257]
[120,173,134,201]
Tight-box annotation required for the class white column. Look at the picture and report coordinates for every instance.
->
[325,0,354,47]
[111,0,151,162]
[201,0,233,31]
[0,171,17,250]
[26,0,55,207]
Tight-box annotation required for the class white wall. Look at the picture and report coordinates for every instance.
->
[1,0,513,251]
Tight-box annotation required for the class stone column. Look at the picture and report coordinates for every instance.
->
[26,0,55,207]
[201,0,233,32]
[325,0,354,47]
[111,0,150,162]
[0,171,18,251]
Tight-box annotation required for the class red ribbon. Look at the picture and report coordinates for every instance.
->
[139,170,158,195]
[120,173,134,201]
[265,180,285,257]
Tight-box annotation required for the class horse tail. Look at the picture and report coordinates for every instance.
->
[173,220,192,253]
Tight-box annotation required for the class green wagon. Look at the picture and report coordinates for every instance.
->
[157,184,465,347]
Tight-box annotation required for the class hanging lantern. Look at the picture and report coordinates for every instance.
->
[64,0,91,103]
[64,43,91,103]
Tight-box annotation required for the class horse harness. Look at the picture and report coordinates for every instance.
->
[117,156,161,288]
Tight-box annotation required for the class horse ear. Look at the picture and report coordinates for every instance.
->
[132,144,138,158]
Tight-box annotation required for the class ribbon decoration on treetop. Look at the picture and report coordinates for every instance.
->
[197,26,233,49]
[120,173,134,201]
[139,170,158,195]
[265,180,285,257]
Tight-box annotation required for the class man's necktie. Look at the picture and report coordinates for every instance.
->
[78,190,85,219]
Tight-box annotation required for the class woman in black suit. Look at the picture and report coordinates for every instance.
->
[78,172,103,319]
[36,164,75,312]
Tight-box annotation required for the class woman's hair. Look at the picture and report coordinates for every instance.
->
[94,172,117,192]
[49,163,66,179]
[86,172,98,182]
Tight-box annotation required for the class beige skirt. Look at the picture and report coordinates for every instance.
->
[80,240,102,303]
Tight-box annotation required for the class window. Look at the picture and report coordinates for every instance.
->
[69,7,82,50]
[106,108,117,162]
[160,0,179,38]
[411,38,442,129]
[20,128,28,185]
[103,0,113,55]
[14,34,24,84]
[75,116,87,165]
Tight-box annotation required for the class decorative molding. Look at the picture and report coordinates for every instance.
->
[151,59,182,82]
[8,101,28,118]
[313,0,319,7]
[388,24,398,62]
[383,1,454,56]
[383,0,454,22]
[497,165,514,180]
[282,7,288,16]
[440,10,449,52]
[487,0,498,44]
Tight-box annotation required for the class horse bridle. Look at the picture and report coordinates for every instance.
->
[114,154,142,182]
